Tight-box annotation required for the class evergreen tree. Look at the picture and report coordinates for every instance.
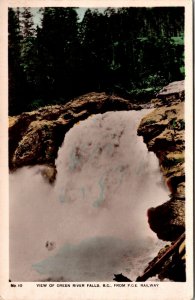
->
[8,8,26,115]
[36,7,79,102]
[20,8,37,103]
[81,9,110,91]
[20,7,35,37]
[8,6,185,114]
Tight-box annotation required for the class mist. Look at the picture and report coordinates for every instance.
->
[10,110,169,281]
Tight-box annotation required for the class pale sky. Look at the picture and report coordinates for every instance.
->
[29,7,106,27]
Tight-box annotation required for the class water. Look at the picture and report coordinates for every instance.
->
[9,110,169,282]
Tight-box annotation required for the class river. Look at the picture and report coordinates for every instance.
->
[9,110,169,281]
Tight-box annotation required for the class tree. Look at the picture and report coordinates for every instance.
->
[36,7,80,102]
[8,6,185,114]
[20,7,35,37]
[80,9,110,91]
[20,8,37,102]
[8,8,27,115]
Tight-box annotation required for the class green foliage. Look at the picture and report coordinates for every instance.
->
[28,99,45,110]
[36,7,80,100]
[8,7,185,115]
[126,86,164,101]
[169,119,185,131]
[178,120,185,130]
[170,119,177,129]
[162,156,184,169]
[180,66,185,76]
[170,36,184,46]
[20,8,35,37]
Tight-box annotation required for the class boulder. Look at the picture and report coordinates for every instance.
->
[157,80,184,100]
[147,199,185,241]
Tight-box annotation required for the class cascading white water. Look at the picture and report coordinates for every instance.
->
[9,110,169,282]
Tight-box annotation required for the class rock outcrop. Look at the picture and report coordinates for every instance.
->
[157,80,184,100]
[137,81,185,241]
[137,80,185,281]
[9,92,142,181]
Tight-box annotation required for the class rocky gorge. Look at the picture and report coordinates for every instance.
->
[9,80,185,281]
[137,80,185,281]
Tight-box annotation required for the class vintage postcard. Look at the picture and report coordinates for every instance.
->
[0,0,193,299]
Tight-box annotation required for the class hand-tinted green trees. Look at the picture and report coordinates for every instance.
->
[35,7,79,101]
[8,8,24,115]
[8,7,184,115]
[9,7,36,114]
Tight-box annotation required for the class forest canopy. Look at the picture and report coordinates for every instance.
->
[8,7,184,115]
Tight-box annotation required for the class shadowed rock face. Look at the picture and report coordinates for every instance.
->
[137,102,184,196]
[147,199,185,241]
[9,92,142,177]
[137,80,185,242]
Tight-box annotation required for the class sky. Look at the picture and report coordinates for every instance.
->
[29,7,106,27]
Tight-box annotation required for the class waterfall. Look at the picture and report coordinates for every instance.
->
[9,110,169,282]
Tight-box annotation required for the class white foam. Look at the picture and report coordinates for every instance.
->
[9,110,169,281]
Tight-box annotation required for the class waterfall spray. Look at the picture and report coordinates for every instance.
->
[10,110,169,281]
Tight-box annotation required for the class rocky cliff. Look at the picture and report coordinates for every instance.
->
[137,80,185,282]
[137,80,185,242]
[9,92,141,182]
